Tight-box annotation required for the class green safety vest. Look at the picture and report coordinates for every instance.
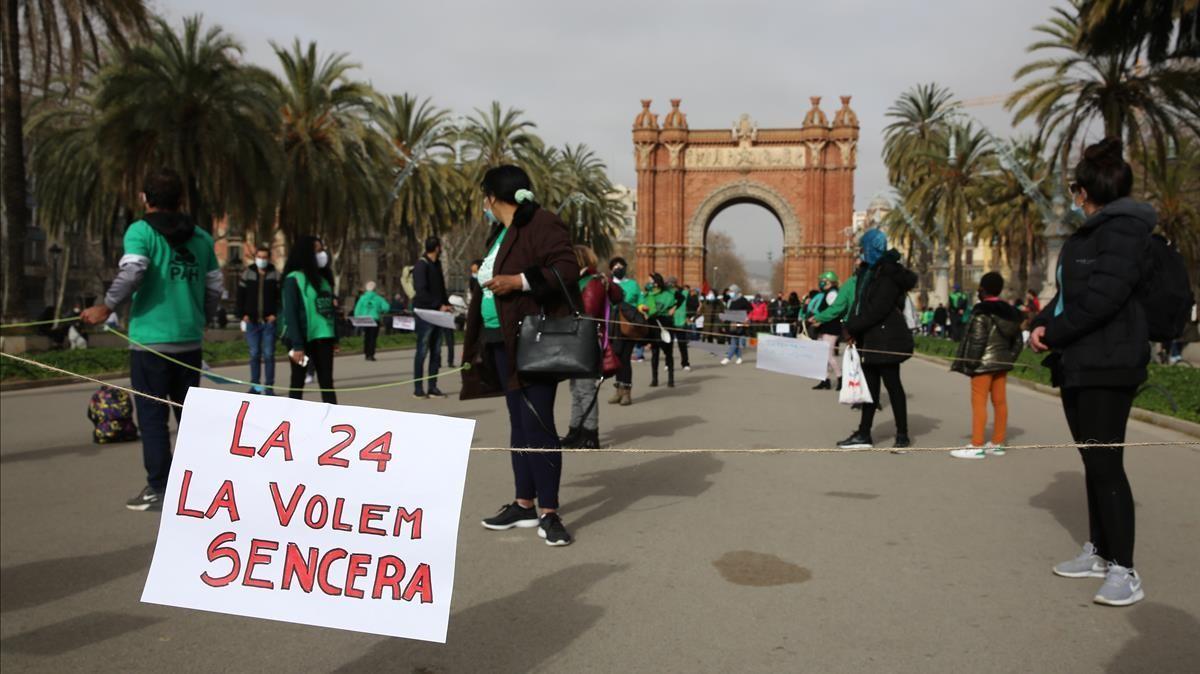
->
[288,271,336,341]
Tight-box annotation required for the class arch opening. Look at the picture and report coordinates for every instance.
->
[705,201,784,295]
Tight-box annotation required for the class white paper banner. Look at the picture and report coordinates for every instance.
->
[718,311,748,323]
[392,315,416,331]
[773,322,791,335]
[349,316,378,328]
[141,388,475,643]
[414,308,457,330]
[754,333,830,380]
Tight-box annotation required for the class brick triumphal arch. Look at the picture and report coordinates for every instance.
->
[632,97,860,292]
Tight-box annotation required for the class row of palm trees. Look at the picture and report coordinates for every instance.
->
[6,12,626,317]
[881,1,1199,295]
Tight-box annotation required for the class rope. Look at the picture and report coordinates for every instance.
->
[100,326,469,394]
[2,350,1196,453]
[0,317,84,329]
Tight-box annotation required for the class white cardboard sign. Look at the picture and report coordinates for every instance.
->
[754,333,830,380]
[141,388,475,643]
[718,311,748,323]
[414,308,457,330]
[392,315,416,331]
[349,316,378,328]
[773,322,791,335]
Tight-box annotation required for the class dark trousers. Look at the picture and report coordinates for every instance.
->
[289,337,337,404]
[362,326,379,359]
[130,349,201,493]
[673,327,690,367]
[858,362,908,436]
[413,317,442,393]
[650,341,674,383]
[1062,386,1137,568]
[613,337,634,387]
[490,342,562,509]
[443,327,456,366]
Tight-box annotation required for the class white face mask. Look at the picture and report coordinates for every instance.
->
[254,258,269,270]
[315,251,329,268]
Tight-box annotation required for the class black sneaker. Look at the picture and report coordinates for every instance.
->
[427,388,447,399]
[836,431,874,449]
[412,390,428,400]
[812,379,831,390]
[126,486,163,511]
[892,434,912,453]
[538,512,573,547]
[481,502,539,531]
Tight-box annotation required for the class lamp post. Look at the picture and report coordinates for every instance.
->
[49,243,63,315]
[711,265,720,292]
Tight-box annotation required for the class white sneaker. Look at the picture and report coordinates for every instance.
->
[985,442,1006,456]
[950,446,987,459]
[720,358,730,365]
[683,365,691,372]
[735,357,743,365]
[304,374,314,384]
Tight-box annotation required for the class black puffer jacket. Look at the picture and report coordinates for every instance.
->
[952,300,1024,376]
[844,250,918,365]
[1032,198,1154,388]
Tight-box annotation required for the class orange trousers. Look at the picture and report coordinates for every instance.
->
[971,371,1008,446]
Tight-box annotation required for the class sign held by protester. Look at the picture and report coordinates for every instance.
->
[719,310,748,323]
[392,315,416,331]
[755,333,830,380]
[349,317,378,328]
[414,308,457,331]
[141,388,475,642]
[773,323,791,335]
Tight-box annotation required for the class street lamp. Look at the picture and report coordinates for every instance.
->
[49,243,63,315]
[711,265,720,291]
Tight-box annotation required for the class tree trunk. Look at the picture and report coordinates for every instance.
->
[53,241,71,317]
[2,0,29,319]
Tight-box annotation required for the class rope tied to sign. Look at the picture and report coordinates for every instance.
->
[2,350,1196,454]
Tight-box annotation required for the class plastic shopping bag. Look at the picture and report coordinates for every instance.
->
[838,345,874,406]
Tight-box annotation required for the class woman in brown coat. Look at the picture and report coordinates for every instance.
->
[462,165,579,546]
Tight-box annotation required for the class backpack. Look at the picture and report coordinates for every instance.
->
[87,386,139,444]
[1139,234,1195,342]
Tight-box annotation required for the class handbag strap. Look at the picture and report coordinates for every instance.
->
[520,377,605,446]
[544,266,581,316]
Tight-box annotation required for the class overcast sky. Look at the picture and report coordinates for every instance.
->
[160,0,1062,264]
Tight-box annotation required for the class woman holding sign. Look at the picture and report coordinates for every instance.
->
[461,165,579,547]
[281,236,339,404]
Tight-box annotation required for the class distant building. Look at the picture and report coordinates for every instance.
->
[609,184,637,273]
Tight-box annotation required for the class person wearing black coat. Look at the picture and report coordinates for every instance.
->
[1030,138,1152,607]
[837,229,918,451]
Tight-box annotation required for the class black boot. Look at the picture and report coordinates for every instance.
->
[649,375,659,387]
[579,429,600,449]
[836,377,843,391]
[812,379,831,390]
[561,426,581,448]
[667,370,675,387]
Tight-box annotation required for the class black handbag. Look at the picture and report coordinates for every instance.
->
[516,267,599,379]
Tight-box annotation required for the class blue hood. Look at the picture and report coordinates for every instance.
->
[860,229,888,267]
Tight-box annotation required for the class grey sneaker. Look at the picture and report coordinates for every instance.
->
[1094,563,1144,607]
[1053,542,1107,578]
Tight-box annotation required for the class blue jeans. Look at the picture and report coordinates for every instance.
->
[130,349,201,493]
[245,321,277,390]
[414,317,442,394]
[726,336,744,359]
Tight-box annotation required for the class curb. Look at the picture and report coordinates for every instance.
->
[911,353,1200,439]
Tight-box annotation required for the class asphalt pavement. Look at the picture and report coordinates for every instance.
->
[1,343,1197,673]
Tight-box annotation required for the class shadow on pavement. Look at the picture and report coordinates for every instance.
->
[0,611,162,655]
[603,415,706,446]
[334,563,624,674]
[0,542,155,613]
[1028,471,1087,545]
[0,440,136,465]
[873,412,943,440]
[563,453,723,532]
[1106,602,1200,674]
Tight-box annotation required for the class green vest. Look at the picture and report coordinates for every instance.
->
[123,219,218,345]
[289,271,335,341]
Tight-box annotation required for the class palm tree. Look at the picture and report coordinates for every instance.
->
[1007,3,1200,171]
[882,82,958,187]
[976,137,1053,293]
[549,144,625,258]
[1076,0,1198,64]
[94,15,281,234]
[2,0,148,318]
[461,101,538,171]
[273,39,388,267]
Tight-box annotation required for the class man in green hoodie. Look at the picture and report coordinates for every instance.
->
[353,281,390,361]
[82,168,222,512]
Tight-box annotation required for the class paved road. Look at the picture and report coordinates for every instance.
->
[2,344,1197,673]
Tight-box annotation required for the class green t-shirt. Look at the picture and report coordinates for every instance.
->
[616,278,640,303]
[479,228,507,329]
[288,271,336,341]
[353,290,389,320]
[124,219,217,345]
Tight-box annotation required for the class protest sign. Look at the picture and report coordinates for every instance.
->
[141,388,475,643]
[392,315,416,331]
[414,308,457,330]
[349,316,378,328]
[755,333,830,380]
[773,323,791,335]
[718,311,748,323]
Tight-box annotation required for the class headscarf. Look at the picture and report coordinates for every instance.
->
[860,229,887,267]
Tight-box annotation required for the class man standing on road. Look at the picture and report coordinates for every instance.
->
[236,244,280,394]
[949,285,970,341]
[412,236,452,399]
[81,168,222,511]
[353,281,390,361]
